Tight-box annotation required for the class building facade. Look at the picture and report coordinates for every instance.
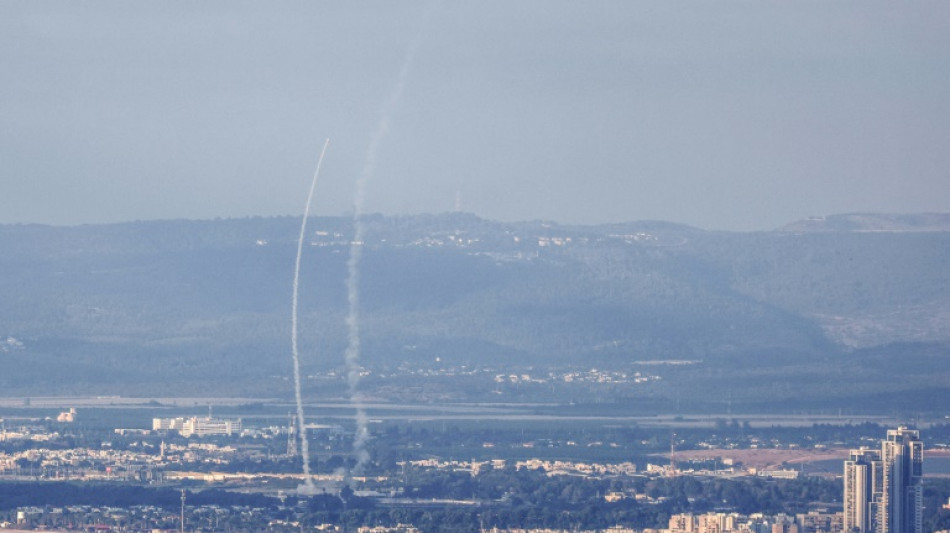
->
[844,447,882,533]
[843,427,922,533]
[879,427,923,533]
[152,416,242,437]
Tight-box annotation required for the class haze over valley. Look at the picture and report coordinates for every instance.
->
[2,212,947,414]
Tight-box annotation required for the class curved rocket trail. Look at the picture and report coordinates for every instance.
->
[345,2,439,475]
[291,138,330,494]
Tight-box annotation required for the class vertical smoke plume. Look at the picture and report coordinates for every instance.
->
[291,138,330,494]
[345,2,439,475]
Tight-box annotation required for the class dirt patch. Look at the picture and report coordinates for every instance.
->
[666,447,950,472]
[664,447,849,470]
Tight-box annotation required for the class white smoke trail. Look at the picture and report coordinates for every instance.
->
[345,2,439,475]
[291,138,330,494]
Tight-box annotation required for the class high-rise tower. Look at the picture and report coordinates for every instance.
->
[844,447,882,533]
[879,427,923,533]
[843,427,923,533]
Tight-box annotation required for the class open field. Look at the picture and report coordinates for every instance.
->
[664,447,950,477]
[0,397,923,427]
[667,447,850,470]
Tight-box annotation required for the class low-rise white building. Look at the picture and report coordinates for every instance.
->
[153,416,242,437]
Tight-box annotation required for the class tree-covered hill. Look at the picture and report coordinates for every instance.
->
[1,213,947,408]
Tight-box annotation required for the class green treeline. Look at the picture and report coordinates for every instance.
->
[0,482,278,511]
[2,477,949,533]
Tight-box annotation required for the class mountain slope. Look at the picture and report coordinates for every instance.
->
[0,213,947,404]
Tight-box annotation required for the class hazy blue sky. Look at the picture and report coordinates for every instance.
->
[2,1,948,231]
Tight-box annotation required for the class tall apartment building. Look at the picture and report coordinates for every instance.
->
[844,448,882,533]
[879,427,923,533]
[843,427,923,533]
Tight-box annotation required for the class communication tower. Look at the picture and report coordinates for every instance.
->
[287,413,298,457]
[180,489,186,533]
[669,431,677,477]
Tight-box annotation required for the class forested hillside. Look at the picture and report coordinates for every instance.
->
[1,213,947,408]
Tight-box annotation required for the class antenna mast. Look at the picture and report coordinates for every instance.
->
[287,412,298,457]
[180,489,186,533]
[669,432,677,477]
